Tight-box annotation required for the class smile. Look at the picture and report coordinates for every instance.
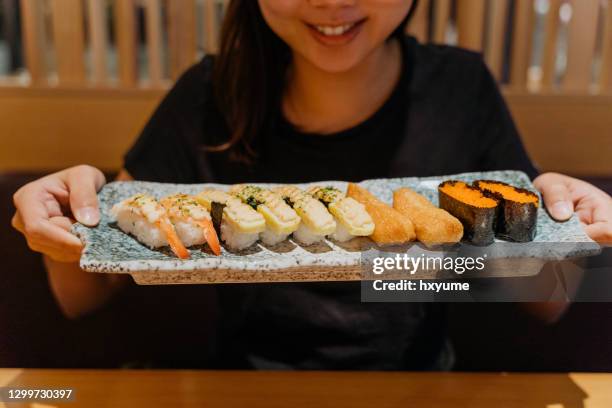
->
[313,23,357,37]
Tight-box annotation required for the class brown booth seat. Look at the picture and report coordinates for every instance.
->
[1,172,611,370]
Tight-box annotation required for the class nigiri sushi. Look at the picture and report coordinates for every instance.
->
[230,185,300,246]
[197,189,266,251]
[274,185,336,245]
[111,194,190,259]
[160,194,221,255]
[308,186,375,242]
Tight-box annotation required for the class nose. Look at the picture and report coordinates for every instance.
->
[308,0,356,7]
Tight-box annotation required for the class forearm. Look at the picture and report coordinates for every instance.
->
[44,255,130,319]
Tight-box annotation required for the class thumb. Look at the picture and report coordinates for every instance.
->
[534,174,574,221]
[66,166,106,226]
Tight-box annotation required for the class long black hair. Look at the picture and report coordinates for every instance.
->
[210,0,420,161]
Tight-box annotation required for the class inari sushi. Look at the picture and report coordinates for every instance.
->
[393,187,463,246]
[230,185,301,246]
[438,180,499,246]
[160,194,221,255]
[274,186,336,245]
[346,183,415,246]
[197,189,266,251]
[308,186,375,242]
[474,180,539,242]
[111,194,190,259]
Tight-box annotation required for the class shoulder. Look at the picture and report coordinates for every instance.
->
[164,55,216,112]
[402,36,492,96]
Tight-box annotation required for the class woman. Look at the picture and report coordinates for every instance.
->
[11,0,612,369]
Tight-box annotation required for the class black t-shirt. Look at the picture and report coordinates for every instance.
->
[125,36,538,370]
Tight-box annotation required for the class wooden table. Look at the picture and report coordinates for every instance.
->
[1,369,611,407]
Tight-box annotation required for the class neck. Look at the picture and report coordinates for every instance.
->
[283,38,402,134]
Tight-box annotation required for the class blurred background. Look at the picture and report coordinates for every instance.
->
[0,0,611,371]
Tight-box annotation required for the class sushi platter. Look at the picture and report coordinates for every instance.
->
[74,170,600,285]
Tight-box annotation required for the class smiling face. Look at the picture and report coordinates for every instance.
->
[258,0,413,73]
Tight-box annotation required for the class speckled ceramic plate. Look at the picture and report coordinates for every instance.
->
[74,171,600,285]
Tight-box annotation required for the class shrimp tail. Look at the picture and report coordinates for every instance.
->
[198,218,221,256]
[157,217,190,259]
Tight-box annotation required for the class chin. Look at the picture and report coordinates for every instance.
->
[301,48,372,74]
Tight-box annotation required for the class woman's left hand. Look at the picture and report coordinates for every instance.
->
[534,172,612,243]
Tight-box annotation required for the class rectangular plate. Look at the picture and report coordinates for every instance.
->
[74,171,600,285]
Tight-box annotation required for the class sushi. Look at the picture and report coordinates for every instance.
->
[474,180,539,242]
[308,185,375,242]
[274,185,336,245]
[393,187,463,246]
[111,194,190,259]
[196,189,266,251]
[346,183,416,245]
[230,185,301,246]
[438,180,499,246]
[160,194,221,255]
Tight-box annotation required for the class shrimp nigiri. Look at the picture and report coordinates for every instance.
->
[160,194,221,256]
[111,194,190,259]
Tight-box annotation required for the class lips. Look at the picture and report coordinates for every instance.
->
[305,18,367,46]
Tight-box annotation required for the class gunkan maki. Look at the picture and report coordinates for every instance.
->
[474,180,539,242]
[438,180,499,246]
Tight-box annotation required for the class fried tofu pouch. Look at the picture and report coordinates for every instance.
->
[346,183,416,245]
[393,187,463,246]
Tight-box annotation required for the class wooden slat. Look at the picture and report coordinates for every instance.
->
[167,0,197,79]
[144,0,163,85]
[50,0,86,85]
[540,0,562,89]
[485,0,509,80]
[564,0,600,91]
[456,0,486,51]
[433,0,451,43]
[114,0,138,86]
[19,0,47,85]
[204,0,220,54]
[598,0,612,92]
[87,0,109,84]
[509,0,535,89]
[407,0,430,43]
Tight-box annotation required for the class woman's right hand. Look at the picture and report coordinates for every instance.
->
[11,165,106,263]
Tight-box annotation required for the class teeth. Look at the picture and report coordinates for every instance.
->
[314,23,354,36]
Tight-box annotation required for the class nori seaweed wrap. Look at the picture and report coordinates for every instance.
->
[474,180,539,242]
[438,180,499,246]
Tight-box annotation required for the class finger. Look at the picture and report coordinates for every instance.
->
[584,222,612,244]
[65,166,106,227]
[536,177,574,221]
[11,212,25,234]
[49,215,76,232]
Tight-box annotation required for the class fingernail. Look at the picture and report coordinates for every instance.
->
[552,201,572,220]
[75,206,99,226]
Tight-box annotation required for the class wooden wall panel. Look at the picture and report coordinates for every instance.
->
[599,0,612,92]
[167,0,197,80]
[564,0,600,91]
[456,0,486,51]
[87,0,109,84]
[19,0,47,85]
[485,0,509,80]
[50,0,86,85]
[114,0,138,86]
[432,0,451,43]
[540,0,562,89]
[144,0,164,85]
[510,0,535,89]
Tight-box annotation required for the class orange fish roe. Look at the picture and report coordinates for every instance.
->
[476,181,539,206]
[439,181,498,208]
